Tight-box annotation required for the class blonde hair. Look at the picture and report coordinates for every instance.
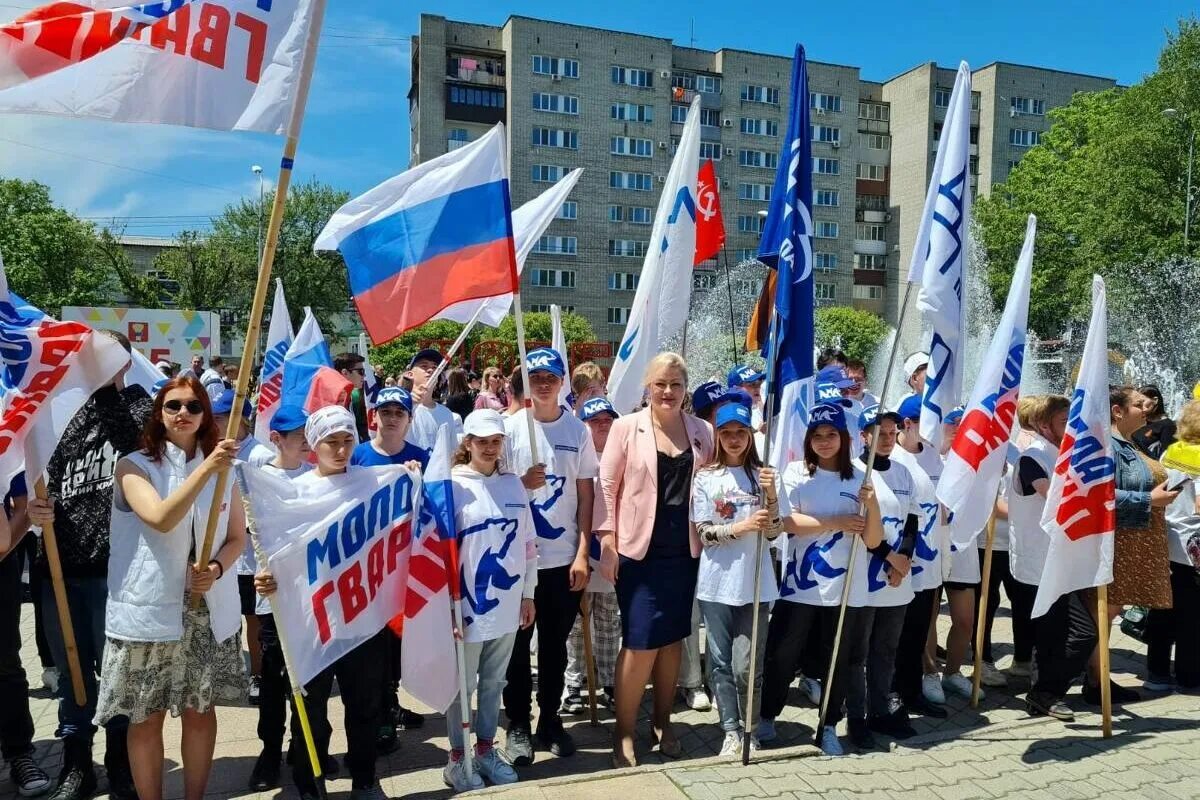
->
[1030,395,1070,433]
[1177,400,1200,445]
[643,352,689,386]
[1016,395,1040,431]
[571,362,604,396]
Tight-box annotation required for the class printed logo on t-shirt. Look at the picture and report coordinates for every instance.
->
[713,488,758,521]
[554,444,579,453]
[459,516,522,627]
[531,474,567,540]
[869,515,906,592]
[839,491,859,503]
[781,532,847,596]
[60,440,118,501]
[911,500,940,576]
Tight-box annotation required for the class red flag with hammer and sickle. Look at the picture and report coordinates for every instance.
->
[694,159,725,266]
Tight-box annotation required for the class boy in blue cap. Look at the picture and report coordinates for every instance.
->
[727,365,766,431]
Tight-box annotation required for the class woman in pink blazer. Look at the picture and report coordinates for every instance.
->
[596,353,714,767]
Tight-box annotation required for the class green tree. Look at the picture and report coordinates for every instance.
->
[815,306,890,363]
[976,18,1200,337]
[493,311,595,346]
[94,229,162,309]
[155,230,249,311]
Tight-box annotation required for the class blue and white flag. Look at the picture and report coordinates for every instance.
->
[281,309,352,415]
[909,61,972,450]
[550,304,572,408]
[758,45,815,468]
[607,96,702,413]
[254,279,294,444]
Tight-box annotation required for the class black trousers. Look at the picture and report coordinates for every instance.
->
[20,539,53,669]
[760,601,868,726]
[0,549,34,761]
[289,631,387,792]
[257,613,289,752]
[1032,589,1098,700]
[892,587,937,704]
[503,564,581,731]
[1146,562,1200,689]
[973,551,1036,664]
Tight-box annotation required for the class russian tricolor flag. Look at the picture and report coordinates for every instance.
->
[281,308,353,414]
[315,123,519,345]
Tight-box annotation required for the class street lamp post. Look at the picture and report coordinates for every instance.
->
[251,164,265,262]
[1163,108,1195,252]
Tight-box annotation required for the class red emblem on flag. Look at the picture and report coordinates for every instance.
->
[694,159,725,266]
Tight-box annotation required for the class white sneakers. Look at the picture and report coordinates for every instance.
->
[943,672,981,700]
[718,731,760,757]
[922,673,946,705]
[442,758,483,793]
[977,662,1009,688]
[682,687,712,711]
[474,748,518,785]
[41,668,59,694]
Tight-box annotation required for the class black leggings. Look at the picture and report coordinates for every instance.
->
[972,550,1036,663]
[1146,562,1200,689]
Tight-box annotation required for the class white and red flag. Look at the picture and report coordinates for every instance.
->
[254,279,293,443]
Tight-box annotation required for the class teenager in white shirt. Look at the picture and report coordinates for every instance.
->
[691,403,781,756]
[442,410,537,792]
[404,348,464,455]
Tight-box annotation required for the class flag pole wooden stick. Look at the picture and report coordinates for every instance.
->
[426,303,489,391]
[971,512,998,708]
[511,289,539,464]
[33,478,86,706]
[580,592,600,725]
[193,0,328,605]
[1097,584,1113,738]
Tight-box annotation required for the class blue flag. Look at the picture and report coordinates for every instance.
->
[757,44,815,468]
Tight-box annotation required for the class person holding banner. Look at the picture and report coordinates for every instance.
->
[93,377,247,800]
[441,409,537,791]
[597,353,714,768]
[758,403,882,756]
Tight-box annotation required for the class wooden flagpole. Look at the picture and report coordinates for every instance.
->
[1097,585,1113,738]
[193,0,328,604]
[580,592,600,725]
[971,513,998,708]
[33,478,86,706]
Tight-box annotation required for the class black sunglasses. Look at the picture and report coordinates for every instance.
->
[163,399,205,415]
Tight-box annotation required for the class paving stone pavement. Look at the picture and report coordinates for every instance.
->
[3,577,1197,800]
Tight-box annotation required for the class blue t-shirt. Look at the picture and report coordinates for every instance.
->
[350,440,430,471]
[5,471,27,519]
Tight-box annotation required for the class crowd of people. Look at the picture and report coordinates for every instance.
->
[2,340,1198,800]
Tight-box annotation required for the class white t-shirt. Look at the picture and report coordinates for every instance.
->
[980,480,1011,552]
[236,437,284,576]
[406,403,464,455]
[856,458,917,607]
[691,466,780,605]
[504,409,600,570]
[200,368,225,401]
[891,446,944,592]
[1164,468,1199,567]
[451,466,536,643]
[1007,435,1056,586]
[777,461,869,607]
[252,460,313,614]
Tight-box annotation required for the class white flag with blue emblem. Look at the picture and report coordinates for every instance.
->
[909,61,972,450]
[550,304,572,408]
[606,96,701,413]
[254,279,294,444]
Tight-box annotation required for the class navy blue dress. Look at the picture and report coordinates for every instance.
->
[615,449,699,650]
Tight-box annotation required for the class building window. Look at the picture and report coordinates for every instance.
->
[816,222,839,239]
[815,283,836,301]
[811,125,840,143]
[934,87,952,108]
[610,171,654,191]
[698,142,723,161]
[607,307,632,325]
[532,127,578,149]
[533,236,577,255]
[449,86,505,108]
[1007,158,1022,172]
[740,149,778,169]
[855,254,887,270]
[737,215,763,234]
[735,278,764,298]
[853,285,884,300]
[671,104,689,124]
[814,190,840,207]
[699,108,721,128]
[611,102,653,122]
[532,56,578,78]
[865,134,890,150]
[738,183,772,202]
[557,201,578,220]
[608,239,648,258]
[740,118,779,137]
[735,249,757,262]
[856,163,886,181]
[858,101,889,121]
[608,206,652,224]
[813,157,840,175]
[810,92,842,112]
[611,136,654,157]
[857,195,887,212]
[693,272,718,290]
[1010,96,1046,116]
[532,93,579,115]
[696,74,721,93]
[608,273,640,291]
[1009,128,1041,147]
[531,164,565,183]
[741,84,780,104]
[856,223,885,241]
[814,253,838,270]
[531,268,576,288]
[611,66,653,88]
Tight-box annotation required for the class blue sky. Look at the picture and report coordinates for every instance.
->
[0,0,1193,238]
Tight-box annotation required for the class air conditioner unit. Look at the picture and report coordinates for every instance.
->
[660,70,670,79]
[814,107,826,116]
[721,179,730,188]
[722,119,733,128]
[831,140,841,149]
[1009,108,1017,118]
[657,175,666,183]
[551,74,562,82]
[884,213,892,223]
[659,141,667,149]
[725,147,735,156]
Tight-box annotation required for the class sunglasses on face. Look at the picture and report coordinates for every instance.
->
[163,399,205,415]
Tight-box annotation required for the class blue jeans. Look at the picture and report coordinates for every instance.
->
[699,600,769,733]
[447,632,517,751]
[40,576,128,740]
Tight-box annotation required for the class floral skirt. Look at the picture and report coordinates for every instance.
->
[95,603,247,725]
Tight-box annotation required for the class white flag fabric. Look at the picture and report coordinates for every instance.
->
[126,346,166,397]
[1032,275,1116,618]
[254,279,294,444]
[939,215,1035,546]
[434,169,583,329]
[0,0,318,133]
[606,96,701,413]
[550,304,571,408]
[909,62,972,450]
[241,462,422,686]
[0,255,129,497]
[359,333,377,394]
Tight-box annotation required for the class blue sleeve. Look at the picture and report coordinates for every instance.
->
[9,471,27,499]
[1115,488,1151,528]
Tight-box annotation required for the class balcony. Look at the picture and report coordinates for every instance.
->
[856,209,888,224]
[446,57,505,87]
[853,239,888,256]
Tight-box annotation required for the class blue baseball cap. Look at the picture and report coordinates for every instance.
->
[808,402,848,431]
[212,389,251,420]
[373,386,413,412]
[816,365,856,389]
[525,347,566,378]
[897,394,922,422]
[270,404,309,434]
[815,381,853,407]
[859,404,902,431]
[715,402,753,430]
[726,387,753,411]
[944,405,965,425]
[727,364,765,387]
[579,396,619,421]
[691,381,728,416]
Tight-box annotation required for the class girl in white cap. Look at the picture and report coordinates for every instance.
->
[442,409,537,792]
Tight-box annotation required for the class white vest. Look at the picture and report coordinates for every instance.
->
[106,444,239,643]
[1007,435,1056,587]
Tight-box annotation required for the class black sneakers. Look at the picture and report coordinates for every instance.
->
[247,749,281,791]
[868,709,917,740]
[847,718,877,750]
[10,754,51,798]
[535,719,576,757]
[1027,690,1075,721]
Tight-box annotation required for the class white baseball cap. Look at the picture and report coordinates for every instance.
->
[904,352,930,379]
[305,405,359,448]
[463,409,506,438]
